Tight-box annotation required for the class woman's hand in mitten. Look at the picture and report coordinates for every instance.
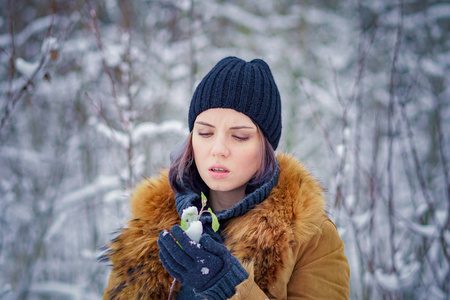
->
[158,225,248,297]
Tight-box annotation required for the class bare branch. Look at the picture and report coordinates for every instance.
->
[398,91,435,214]
[0,11,55,141]
[433,94,450,228]
[385,0,404,274]
[299,80,337,158]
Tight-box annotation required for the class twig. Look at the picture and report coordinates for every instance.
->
[84,0,125,126]
[168,278,177,300]
[432,94,450,228]
[386,0,404,275]
[188,0,196,94]
[7,0,15,105]
[84,0,137,188]
[1,8,55,140]
[299,80,336,158]
[398,91,435,214]
[432,93,450,294]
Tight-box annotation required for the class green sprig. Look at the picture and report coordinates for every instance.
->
[180,192,220,233]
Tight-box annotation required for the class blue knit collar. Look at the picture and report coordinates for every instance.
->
[175,162,279,225]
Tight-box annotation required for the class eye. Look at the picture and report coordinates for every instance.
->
[198,132,212,138]
[233,135,249,141]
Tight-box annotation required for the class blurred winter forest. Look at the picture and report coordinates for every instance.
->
[0,0,449,299]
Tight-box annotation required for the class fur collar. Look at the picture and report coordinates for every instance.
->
[105,153,325,299]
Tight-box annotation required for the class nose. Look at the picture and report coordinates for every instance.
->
[210,136,230,157]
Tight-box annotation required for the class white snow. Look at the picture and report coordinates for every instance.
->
[427,4,450,20]
[133,120,188,141]
[104,44,123,67]
[0,15,55,47]
[29,281,101,300]
[91,119,188,148]
[103,189,126,204]
[401,220,440,239]
[15,57,40,77]
[91,119,128,148]
[200,267,209,275]
[436,211,448,227]
[375,262,421,292]
[56,175,121,212]
[444,230,450,245]
[1,1,448,299]
[421,58,445,77]
[345,194,355,208]
[0,146,46,165]
[353,211,371,230]
[181,206,199,221]
[336,144,345,157]
[375,269,399,291]
[41,36,58,54]
[181,206,198,220]
[44,212,68,243]
[430,285,447,300]
[185,220,203,243]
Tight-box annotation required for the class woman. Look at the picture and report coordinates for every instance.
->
[103,56,350,299]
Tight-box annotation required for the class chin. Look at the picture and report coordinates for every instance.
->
[206,185,232,193]
[206,182,247,194]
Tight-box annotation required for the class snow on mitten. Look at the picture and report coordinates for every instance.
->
[158,225,248,299]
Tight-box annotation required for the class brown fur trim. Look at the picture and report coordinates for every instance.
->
[105,173,181,299]
[223,153,325,292]
[105,153,325,298]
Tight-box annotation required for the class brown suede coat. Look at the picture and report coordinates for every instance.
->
[103,154,350,299]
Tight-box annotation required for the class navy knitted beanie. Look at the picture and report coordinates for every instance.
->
[188,56,282,150]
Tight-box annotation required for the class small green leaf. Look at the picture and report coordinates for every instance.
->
[208,207,220,232]
[180,218,188,231]
[201,192,207,207]
[176,241,183,249]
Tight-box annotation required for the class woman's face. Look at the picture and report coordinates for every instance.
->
[192,108,262,196]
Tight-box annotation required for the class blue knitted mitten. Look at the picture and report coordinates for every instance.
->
[158,225,248,299]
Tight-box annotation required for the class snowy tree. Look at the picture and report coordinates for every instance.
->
[0,0,448,299]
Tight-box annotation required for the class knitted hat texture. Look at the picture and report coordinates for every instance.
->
[188,56,282,150]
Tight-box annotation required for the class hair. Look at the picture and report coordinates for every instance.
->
[168,126,277,195]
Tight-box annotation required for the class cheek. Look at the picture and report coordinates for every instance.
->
[192,138,205,166]
[239,145,261,168]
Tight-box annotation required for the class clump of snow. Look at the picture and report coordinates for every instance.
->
[375,261,420,292]
[104,44,122,67]
[400,220,440,239]
[353,211,371,230]
[41,36,58,54]
[436,211,448,227]
[185,220,203,243]
[336,144,345,157]
[104,189,126,204]
[444,230,450,245]
[15,57,39,77]
[29,281,101,300]
[201,267,209,275]
[182,206,199,222]
[375,270,399,291]
[133,120,188,142]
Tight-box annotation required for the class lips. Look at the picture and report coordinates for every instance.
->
[210,168,229,173]
[208,165,230,179]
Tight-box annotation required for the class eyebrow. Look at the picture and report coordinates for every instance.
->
[195,121,255,130]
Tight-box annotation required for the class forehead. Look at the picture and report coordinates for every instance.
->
[195,108,255,126]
